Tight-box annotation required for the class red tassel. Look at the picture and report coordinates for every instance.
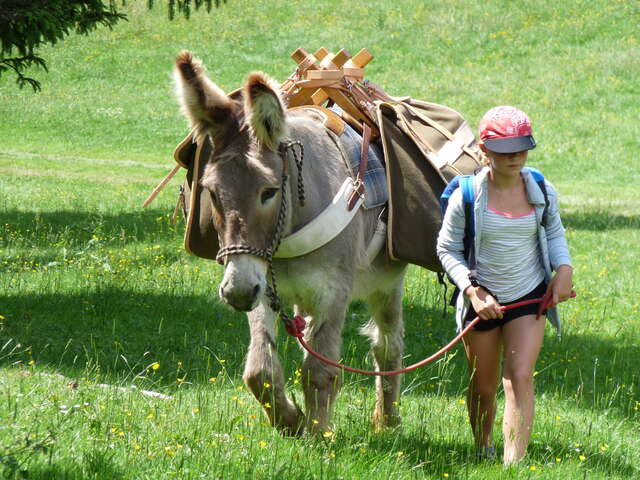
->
[285,315,307,337]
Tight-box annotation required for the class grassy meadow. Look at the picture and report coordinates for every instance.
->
[1,0,639,478]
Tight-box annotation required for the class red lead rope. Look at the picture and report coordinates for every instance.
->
[285,290,576,377]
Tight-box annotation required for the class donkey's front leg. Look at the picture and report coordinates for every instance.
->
[244,299,304,436]
[366,277,405,430]
[301,297,348,435]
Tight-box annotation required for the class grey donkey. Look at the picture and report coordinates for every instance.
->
[174,51,407,435]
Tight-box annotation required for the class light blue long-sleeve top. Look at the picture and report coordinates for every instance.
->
[436,166,572,335]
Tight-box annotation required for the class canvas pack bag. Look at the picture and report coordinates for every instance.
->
[376,99,482,271]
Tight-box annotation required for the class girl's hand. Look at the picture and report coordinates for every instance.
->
[465,286,503,320]
[546,265,573,308]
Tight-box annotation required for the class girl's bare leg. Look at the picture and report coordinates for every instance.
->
[501,314,546,464]
[463,327,502,448]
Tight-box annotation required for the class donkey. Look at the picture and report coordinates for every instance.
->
[173,51,407,435]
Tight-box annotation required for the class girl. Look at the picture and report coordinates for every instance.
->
[437,106,573,464]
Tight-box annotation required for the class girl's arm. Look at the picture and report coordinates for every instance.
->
[437,187,503,319]
[543,181,573,306]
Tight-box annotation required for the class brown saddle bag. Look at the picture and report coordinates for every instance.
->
[174,133,220,261]
[377,99,482,272]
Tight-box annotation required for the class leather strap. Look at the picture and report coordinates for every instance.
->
[347,122,371,211]
[404,103,455,141]
[360,123,372,178]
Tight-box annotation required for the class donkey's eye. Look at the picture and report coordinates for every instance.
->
[260,188,279,204]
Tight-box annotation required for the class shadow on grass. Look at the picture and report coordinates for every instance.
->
[562,210,640,231]
[1,283,637,477]
[10,208,635,246]
[403,302,639,418]
[1,287,637,416]
[340,429,639,479]
[0,288,250,386]
[0,207,182,248]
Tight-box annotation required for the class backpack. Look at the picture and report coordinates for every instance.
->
[439,166,549,290]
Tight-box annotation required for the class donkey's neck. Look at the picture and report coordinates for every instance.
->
[283,117,351,235]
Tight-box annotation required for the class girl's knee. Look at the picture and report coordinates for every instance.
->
[503,368,534,391]
[470,383,499,401]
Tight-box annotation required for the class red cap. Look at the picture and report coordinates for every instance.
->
[479,106,536,153]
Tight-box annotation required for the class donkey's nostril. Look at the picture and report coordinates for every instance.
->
[252,284,260,300]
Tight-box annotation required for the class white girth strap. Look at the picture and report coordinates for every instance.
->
[274,178,364,258]
[364,216,387,264]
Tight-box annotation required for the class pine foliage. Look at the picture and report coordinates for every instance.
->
[0,0,225,92]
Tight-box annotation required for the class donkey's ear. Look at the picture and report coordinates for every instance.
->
[174,51,233,142]
[243,72,287,151]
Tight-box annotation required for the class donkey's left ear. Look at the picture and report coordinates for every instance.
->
[243,72,287,151]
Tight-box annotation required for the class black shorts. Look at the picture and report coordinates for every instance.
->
[463,281,548,331]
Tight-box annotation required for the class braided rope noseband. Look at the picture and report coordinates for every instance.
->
[215,140,304,321]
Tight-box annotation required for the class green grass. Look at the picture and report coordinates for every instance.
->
[1,0,639,478]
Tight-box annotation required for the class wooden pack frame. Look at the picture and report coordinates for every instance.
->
[281,47,384,137]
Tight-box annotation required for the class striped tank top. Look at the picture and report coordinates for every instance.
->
[475,206,545,302]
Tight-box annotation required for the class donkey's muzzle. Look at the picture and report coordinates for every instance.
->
[218,254,268,312]
[219,282,261,312]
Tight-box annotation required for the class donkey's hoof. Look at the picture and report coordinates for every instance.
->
[276,405,305,437]
[278,421,305,437]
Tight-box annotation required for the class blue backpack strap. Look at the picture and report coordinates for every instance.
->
[459,175,477,274]
[524,167,549,227]
[440,176,461,217]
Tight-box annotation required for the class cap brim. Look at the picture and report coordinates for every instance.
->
[483,135,536,153]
